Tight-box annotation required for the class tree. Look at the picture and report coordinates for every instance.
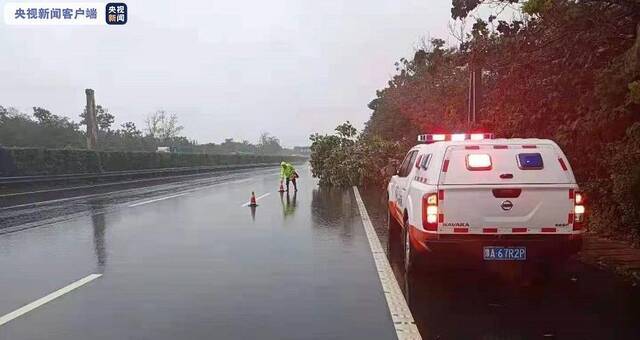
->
[451,0,519,20]
[309,122,403,187]
[353,0,640,240]
[335,121,357,139]
[145,110,183,141]
[80,105,115,131]
[33,107,53,124]
[257,132,283,154]
[120,121,142,137]
[2,107,84,148]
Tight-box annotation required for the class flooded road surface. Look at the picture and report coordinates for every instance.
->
[1,167,639,339]
[359,187,640,340]
[0,167,284,233]
[0,166,395,340]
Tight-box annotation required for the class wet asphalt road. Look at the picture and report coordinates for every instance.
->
[0,166,396,340]
[1,166,639,339]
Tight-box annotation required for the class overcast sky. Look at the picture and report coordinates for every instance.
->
[1,0,459,147]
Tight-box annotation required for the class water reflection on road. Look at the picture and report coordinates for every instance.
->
[358,187,640,340]
[279,191,298,218]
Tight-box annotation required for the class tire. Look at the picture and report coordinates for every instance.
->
[403,220,416,273]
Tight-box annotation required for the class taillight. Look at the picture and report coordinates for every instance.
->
[573,190,585,230]
[575,192,583,205]
[422,193,438,231]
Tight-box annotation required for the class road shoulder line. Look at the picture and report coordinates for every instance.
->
[352,187,421,340]
[0,273,102,326]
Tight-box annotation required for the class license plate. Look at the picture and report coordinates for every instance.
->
[483,246,526,261]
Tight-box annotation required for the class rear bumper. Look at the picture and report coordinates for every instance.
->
[411,228,582,263]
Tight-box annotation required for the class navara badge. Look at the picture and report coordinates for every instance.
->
[501,200,513,211]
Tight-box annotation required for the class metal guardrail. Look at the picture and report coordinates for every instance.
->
[0,163,285,186]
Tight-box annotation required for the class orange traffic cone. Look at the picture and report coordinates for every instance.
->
[278,182,285,193]
[249,192,258,207]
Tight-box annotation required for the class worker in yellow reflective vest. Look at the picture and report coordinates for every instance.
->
[280,161,298,192]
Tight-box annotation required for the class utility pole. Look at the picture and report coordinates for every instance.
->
[85,89,98,150]
[467,67,482,125]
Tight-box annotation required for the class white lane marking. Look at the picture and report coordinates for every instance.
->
[241,192,271,207]
[1,175,273,236]
[128,193,186,207]
[0,273,102,326]
[353,187,422,340]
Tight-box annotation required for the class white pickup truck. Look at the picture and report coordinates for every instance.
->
[387,133,585,271]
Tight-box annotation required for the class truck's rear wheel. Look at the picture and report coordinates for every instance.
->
[403,220,416,273]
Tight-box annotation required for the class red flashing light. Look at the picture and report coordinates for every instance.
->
[417,133,494,143]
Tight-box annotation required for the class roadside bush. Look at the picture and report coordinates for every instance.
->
[310,122,405,187]
[7,148,101,175]
[589,123,640,243]
[327,1,640,241]
[3,147,306,176]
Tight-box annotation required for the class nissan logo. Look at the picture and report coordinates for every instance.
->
[501,200,513,211]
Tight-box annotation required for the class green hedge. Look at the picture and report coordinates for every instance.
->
[3,147,306,176]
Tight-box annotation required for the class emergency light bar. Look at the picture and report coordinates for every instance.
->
[417,133,494,143]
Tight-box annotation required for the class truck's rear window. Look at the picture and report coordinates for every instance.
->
[517,153,544,170]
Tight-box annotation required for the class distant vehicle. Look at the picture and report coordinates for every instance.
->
[387,133,584,272]
[156,146,171,153]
